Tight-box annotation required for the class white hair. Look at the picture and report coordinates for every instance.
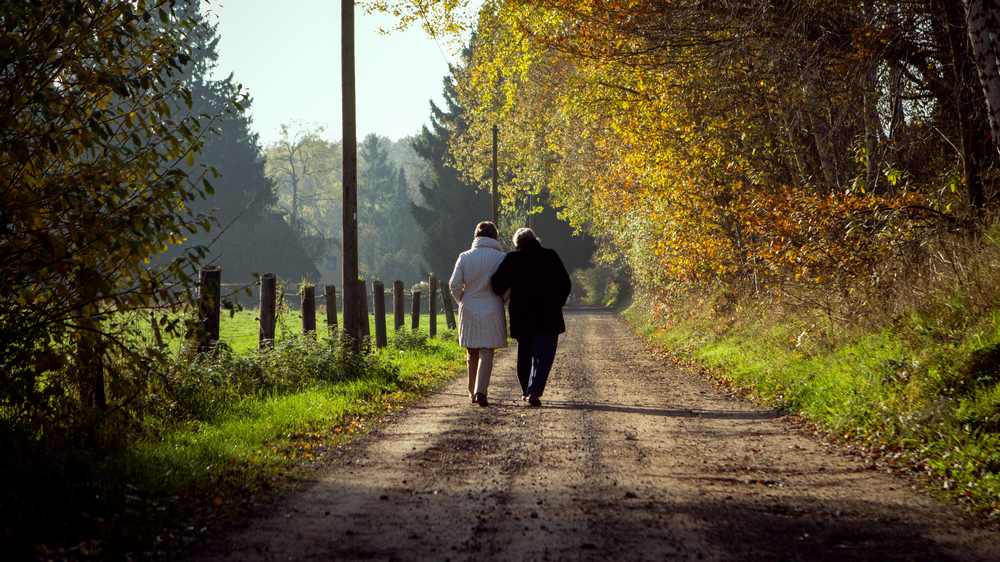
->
[512,227,537,249]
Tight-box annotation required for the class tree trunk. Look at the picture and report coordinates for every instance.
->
[863,0,884,194]
[941,0,988,210]
[807,110,839,191]
[963,0,1000,157]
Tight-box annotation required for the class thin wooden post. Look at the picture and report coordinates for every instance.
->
[259,273,277,349]
[358,279,370,340]
[428,274,438,337]
[198,266,221,351]
[373,280,387,348]
[441,279,456,330]
[302,285,316,335]
[325,285,337,335]
[411,289,421,330]
[393,280,405,330]
[492,124,499,224]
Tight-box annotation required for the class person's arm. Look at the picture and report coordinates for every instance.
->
[491,253,514,295]
[448,256,464,303]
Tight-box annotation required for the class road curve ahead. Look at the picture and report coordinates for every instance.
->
[189,311,998,561]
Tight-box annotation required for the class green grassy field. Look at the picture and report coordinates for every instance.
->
[151,309,452,354]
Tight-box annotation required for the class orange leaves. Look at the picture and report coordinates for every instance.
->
[444,1,945,296]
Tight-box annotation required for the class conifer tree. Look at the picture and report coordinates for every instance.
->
[411,67,492,279]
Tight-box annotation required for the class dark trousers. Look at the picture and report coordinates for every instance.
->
[516,333,559,397]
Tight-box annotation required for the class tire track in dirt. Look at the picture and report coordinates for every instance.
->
[188,311,998,561]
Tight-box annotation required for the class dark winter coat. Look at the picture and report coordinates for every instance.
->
[490,239,572,338]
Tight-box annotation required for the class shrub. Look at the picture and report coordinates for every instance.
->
[145,335,399,424]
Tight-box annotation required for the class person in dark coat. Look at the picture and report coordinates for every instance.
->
[490,227,572,407]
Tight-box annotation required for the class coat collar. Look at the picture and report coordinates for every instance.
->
[516,238,542,252]
[471,236,502,251]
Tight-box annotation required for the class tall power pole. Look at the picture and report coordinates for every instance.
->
[341,0,360,350]
[526,192,533,228]
[491,124,498,225]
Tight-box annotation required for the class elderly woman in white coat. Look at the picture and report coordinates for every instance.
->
[449,221,507,407]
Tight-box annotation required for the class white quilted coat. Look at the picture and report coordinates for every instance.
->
[449,236,508,349]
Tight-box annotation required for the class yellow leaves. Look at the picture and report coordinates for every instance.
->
[444,0,938,293]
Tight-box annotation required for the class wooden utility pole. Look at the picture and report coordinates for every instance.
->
[341,0,360,350]
[526,192,533,228]
[492,124,499,224]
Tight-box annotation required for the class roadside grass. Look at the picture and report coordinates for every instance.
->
[625,299,1000,518]
[15,324,463,559]
[126,336,462,497]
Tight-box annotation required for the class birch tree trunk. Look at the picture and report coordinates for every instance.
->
[963,0,1000,156]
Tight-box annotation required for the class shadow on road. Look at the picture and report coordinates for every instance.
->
[539,399,783,419]
[435,393,781,419]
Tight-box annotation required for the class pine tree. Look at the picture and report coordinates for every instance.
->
[359,134,424,283]
[172,2,317,281]
[411,68,492,279]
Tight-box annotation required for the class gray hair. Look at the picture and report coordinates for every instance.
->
[512,227,537,249]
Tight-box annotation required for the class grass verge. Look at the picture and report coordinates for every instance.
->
[624,298,999,519]
[16,333,464,560]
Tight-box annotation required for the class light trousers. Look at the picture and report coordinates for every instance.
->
[466,348,495,397]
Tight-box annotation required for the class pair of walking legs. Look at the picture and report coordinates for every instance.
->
[466,347,495,400]
[516,333,558,400]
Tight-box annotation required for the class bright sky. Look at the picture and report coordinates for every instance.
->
[206,1,467,147]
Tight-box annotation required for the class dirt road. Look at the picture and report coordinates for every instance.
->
[190,311,998,561]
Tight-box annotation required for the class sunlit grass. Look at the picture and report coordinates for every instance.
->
[126,334,463,495]
[625,302,1000,516]
[141,309,451,355]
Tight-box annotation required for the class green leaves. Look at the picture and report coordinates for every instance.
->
[0,0,236,433]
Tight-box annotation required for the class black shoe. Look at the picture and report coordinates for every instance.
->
[474,393,489,407]
[527,395,541,407]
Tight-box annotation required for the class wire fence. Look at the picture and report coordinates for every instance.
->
[194,268,456,351]
[218,282,442,312]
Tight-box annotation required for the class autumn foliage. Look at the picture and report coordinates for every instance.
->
[440,0,998,300]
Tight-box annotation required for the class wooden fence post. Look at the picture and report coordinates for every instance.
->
[373,280,387,348]
[411,289,421,330]
[441,278,457,330]
[393,280,405,330]
[198,266,221,351]
[259,273,277,349]
[358,279,370,340]
[428,274,438,337]
[302,284,316,335]
[325,285,337,335]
